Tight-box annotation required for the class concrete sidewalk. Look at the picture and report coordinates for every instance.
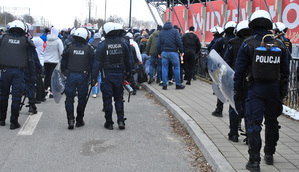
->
[142,79,299,172]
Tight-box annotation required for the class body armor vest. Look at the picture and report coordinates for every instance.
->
[229,37,243,70]
[0,34,28,68]
[103,38,124,71]
[67,44,90,72]
[245,36,283,81]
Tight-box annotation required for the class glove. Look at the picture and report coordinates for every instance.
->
[30,76,37,84]
[280,76,288,99]
[234,90,243,116]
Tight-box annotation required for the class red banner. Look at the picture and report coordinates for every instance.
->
[166,0,299,44]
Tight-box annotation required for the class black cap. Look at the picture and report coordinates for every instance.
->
[157,25,162,31]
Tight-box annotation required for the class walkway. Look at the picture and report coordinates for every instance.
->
[142,79,299,172]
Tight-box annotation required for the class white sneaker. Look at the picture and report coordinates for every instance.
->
[92,94,97,98]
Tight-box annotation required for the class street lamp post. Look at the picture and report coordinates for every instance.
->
[129,0,132,28]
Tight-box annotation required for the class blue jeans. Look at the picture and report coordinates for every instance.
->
[161,52,181,86]
[149,55,161,80]
[92,74,101,95]
[141,54,150,75]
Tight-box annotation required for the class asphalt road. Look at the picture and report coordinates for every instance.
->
[0,89,197,172]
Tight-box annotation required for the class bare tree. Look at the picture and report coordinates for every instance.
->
[0,12,15,26]
[73,17,81,28]
[22,14,34,24]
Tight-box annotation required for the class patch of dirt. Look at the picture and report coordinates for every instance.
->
[145,92,213,172]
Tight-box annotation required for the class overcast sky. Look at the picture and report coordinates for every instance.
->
[0,0,162,29]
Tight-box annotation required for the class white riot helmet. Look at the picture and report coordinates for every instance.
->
[210,26,224,35]
[235,20,252,37]
[273,22,288,34]
[9,20,26,33]
[103,22,119,37]
[73,27,89,41]
[249,10,272,30]
[224,21,236,33]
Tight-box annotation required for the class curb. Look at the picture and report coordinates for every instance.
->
[142,83,235,172]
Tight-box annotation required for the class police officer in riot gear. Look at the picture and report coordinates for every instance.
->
[207,27,223,52]
[273,22,292,60]
[211,21,236,117]
[61,27,95,129]
[234,10,289,171]
[92,22,132,130]
[0,20,36,129]
[224,20,252,142]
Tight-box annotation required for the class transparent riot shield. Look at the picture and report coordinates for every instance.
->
[51,62,66,103]
[207,50,236,112]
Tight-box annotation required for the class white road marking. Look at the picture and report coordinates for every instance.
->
[17,112,43,136]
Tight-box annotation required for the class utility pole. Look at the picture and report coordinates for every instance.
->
[88,0,91,23]
[129,0,132,28]
[104,0,107,22]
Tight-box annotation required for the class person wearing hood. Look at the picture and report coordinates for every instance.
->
[146,25,162,84]
[43,27,64,98]
[156,21,185,90]
[181,26,201,85]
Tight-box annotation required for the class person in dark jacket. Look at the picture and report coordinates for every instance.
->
[61,27,95,129]
[223,20,252,143]
[156,21,185,90]
[211,21,236,118]
[92,22,132,130]
[0,20,36,129]
[207,27,223,52]
[181,26,201,85]
[234,10,289,171]
[146,25,162,84]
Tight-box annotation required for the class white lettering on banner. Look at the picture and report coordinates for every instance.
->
[206,12,210,31]
[192,13,204,32]
[8,39,20,44]
[73,50,84,55]
[283,3,299,29]
[211,11,221,30]
[232,9,238,22]
[255,55,280,64]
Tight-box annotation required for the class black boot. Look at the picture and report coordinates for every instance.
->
[10,121,21,130]
[117,118,126,130]
[212,108,223,117]
[75,119,85,127]
[68,119,75,129]
[104,121,114,130]
[29,104,38,114]
[228,133,239,142]
[246,157,260,172]
[264,154,273,165]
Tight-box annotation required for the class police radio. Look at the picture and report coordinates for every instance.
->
[252,34,282,81]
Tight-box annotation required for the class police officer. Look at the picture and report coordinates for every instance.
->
[207,27,223,52]
[273,22,292,60]
[233,10,289,171]
[61,28,95,129]
[211,21,236,117]
[92,22,132,130]
[224,20,252,142]
[0,20,36,129]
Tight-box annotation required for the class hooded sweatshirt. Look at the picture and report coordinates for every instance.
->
[44,27,64,63]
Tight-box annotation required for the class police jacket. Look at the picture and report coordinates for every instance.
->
[181,31,201,54]
[0,32,36,77]
[61,41,94,74]
[92,35,132,80]
[146,30,160,56]
[224,37,244,70]
[211,33,235,58]
[156,22,184,55]
[208,34,222,52]
[233,28,289,92]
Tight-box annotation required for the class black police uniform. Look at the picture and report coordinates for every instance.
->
[92,31,132,130]
[0,31,36,129]
[61,38,95,129]
[234,28,289,169]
